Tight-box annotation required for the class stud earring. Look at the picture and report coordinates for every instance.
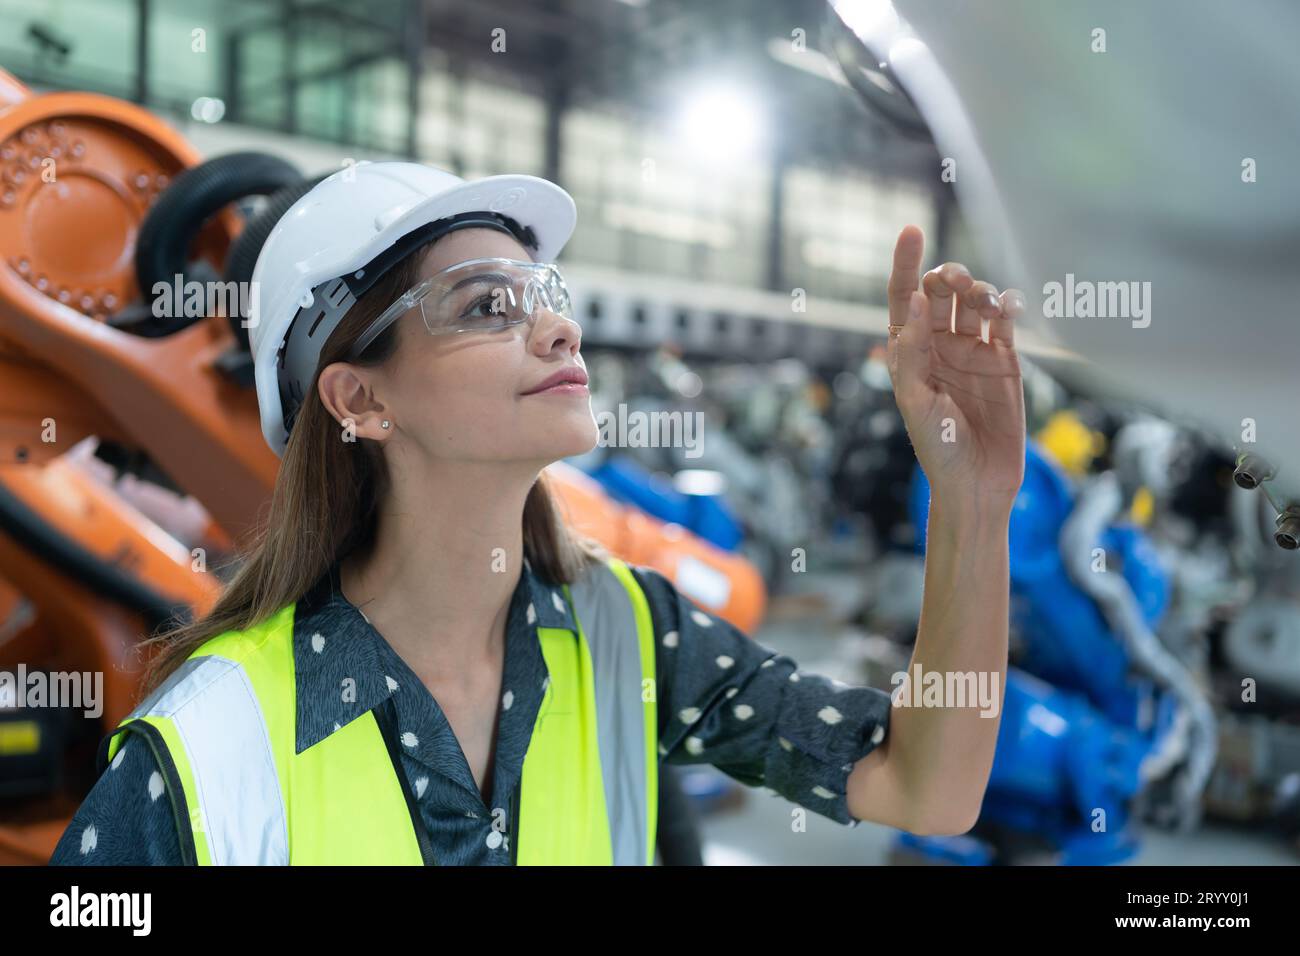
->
[381,420,391,429]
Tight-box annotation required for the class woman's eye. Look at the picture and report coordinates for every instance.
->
[465,295,504,320]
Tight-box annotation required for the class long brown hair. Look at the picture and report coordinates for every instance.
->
[136,233,608,699]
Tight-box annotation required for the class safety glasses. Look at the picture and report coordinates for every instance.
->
[349,257,573,358]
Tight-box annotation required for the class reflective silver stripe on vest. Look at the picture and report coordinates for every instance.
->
[125,654,288,865]
[567,561,652,867]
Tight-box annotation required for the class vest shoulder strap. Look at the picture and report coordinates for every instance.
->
[534,555,659,866]
[100,602,299,865]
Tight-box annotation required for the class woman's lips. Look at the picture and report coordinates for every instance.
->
[525,382,589,396]
[521,365,589,395]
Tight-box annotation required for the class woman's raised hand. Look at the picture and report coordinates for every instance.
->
[884,225,1027,505]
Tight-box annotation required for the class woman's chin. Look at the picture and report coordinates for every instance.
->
[532,403,596,435]
[563,420,600,457]
[519,419,599,462]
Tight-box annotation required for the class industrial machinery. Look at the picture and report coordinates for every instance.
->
[905,441,1201,864]
[823,0,1300,862]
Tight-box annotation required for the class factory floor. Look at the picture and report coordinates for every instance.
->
[687,564,1298,866]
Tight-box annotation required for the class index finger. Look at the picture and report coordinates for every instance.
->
[887,225,926,330]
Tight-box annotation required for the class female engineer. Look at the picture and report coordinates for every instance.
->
[50,161,1025,865]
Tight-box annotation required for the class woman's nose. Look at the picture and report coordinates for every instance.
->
[528,305,581,354]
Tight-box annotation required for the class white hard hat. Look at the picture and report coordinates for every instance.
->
[247,160,577,457]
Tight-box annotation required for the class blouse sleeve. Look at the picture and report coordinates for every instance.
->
[629,564,893,826]
[48,733,187,865]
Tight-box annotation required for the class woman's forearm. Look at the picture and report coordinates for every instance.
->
[850,490,1012,833]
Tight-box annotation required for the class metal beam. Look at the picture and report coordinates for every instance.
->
[404,0,426,158]
[282,0,298,134]
[134,0,150,104]
[222,30,242,123]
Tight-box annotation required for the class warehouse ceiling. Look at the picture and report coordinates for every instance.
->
[199,0,939,184]
[420,0,937,180]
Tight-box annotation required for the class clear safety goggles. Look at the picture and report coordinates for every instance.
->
[350,257,573,357]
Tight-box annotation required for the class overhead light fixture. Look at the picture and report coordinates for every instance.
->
[672,83,766,166]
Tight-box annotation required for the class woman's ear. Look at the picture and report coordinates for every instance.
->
[317,361,391,440]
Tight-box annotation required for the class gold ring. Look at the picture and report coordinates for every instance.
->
[888,324,905,336]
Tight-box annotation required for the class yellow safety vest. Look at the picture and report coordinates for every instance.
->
[98,556,659,865]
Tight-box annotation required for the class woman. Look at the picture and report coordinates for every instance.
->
[50,161,1025,866]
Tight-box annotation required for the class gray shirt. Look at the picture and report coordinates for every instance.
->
[50,557,892,865]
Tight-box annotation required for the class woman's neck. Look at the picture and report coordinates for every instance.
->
[336,461,535,676]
